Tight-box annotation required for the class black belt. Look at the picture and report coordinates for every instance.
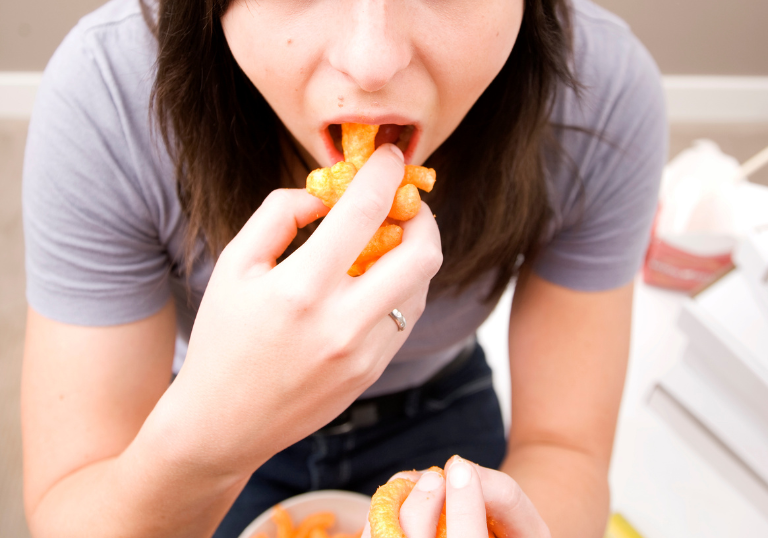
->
[316,339,478,436]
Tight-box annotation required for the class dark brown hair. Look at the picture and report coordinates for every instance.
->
[142,0,578,300]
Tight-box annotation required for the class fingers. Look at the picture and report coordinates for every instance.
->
[226,189,329,271]
[370,461,548,538]
[349,201,442,319]
[400,472,446,538]
[354,282,430,385]
[357,285,427,357]
[473,464,550,538]
[445,458,488,538]
[360,517,372,538]
[301,144,405,278]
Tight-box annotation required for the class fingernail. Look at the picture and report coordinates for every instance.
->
[387,143,404,161]
[416,471,444,492]
[448,459,471,489]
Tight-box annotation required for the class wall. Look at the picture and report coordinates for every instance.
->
[594,0,768,76]
[0,0,106,71]
[1,0,768,75]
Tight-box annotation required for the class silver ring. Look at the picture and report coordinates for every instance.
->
[388,308,406,332]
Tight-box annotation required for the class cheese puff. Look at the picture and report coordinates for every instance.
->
[294,512,335,538]
[348,224,403,276]
[348,259,377,278]
[271,506,294,538]
[388,184,421,221]
[354,224,403,265]
[306,161,358,208]
[342,123,379,170]
[368,478,415,538]
[401,165,436,193]
[306,167,334,206]
[309,530,330,538]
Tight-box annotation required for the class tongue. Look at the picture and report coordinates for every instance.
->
[374,124,404,148]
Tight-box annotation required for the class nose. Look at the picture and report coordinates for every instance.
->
[328,0,411,93]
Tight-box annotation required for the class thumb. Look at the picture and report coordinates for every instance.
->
[224,188,329,273]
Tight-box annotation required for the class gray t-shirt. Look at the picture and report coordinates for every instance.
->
[23,0,666,397]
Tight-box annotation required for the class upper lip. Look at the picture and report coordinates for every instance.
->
[319,113,421,165]
[321,113,419,130]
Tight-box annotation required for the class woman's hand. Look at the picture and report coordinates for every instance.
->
[153,143,442,477]
[369,457,550,538]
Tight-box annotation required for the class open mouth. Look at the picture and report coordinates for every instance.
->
[327,124,416,161]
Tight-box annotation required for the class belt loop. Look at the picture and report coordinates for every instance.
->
[404,387,421,418]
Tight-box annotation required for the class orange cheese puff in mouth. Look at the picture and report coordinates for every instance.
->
[307,123,436,276]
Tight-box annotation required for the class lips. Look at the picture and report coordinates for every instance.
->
[323,122,419,164]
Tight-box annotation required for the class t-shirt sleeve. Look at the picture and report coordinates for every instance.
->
[22,25,171,326]
[532,28,667,292]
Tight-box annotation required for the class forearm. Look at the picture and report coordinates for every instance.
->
[27,391,250,538]
[501,443,610,538]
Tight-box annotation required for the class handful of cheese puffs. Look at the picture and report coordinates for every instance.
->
[251,505,362,538]
[306,123,436,276]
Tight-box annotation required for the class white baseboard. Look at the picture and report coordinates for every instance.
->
[664,76,768,123]
[2,72,768,123]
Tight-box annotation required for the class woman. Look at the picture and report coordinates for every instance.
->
[21,0,666,536]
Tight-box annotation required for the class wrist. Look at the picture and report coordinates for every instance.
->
[501,444,610,538]
[128,379,259,490]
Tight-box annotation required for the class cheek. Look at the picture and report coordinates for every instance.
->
[223,4,273,81]
[426,2,523,113]
[221,2,318,112]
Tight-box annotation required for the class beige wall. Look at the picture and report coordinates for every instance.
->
[1,0,767,74]
[0,0,106,71]
[594,0,768,76]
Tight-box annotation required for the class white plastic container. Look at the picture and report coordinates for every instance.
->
[644,140,768,293]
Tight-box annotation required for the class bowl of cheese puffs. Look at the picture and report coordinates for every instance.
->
[238,490,371,538]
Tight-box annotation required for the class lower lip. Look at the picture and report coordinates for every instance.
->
[322,128,345,164]
[321,125,421,165]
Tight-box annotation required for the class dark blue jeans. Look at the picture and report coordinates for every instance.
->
[213,344,506,538]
